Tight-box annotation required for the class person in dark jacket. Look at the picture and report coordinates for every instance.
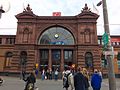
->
[24,72,36,90]
[74,66,86,90]
[91,69,102,90]
[82,68,90,90]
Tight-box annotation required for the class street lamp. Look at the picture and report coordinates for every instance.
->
[0,0,10,18]
[0,5,5,18]
[97,0,116,90]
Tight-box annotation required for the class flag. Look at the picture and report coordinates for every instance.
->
[93,3,99,14]
[53,12,61,16]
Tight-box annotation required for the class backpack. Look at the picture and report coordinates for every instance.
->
[63,73,70,88]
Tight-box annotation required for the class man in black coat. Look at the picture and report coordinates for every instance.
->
[24,72,36,90]
[74,66,86,90]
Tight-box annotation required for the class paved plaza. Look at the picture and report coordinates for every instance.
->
[0,76,120,90]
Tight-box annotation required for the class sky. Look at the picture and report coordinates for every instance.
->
[0,0,120,35]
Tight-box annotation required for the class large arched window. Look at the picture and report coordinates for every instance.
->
[5,52,13,67]
[117,52,120,69]
[38,27,75,45]
[85,52,93,68]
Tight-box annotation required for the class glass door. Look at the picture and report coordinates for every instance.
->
[52,49,61,71]
[39,49,49,71]
[64,50,73,69]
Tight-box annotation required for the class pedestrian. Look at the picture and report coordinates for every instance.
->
[98,70,102,78]
[24,71,36,90]
[41,69,45,80]
[82,68,90,90]
[22,71,26,80]
[54,68,59,81]
[49,68,52,80]
[91,69,102,90]
[46,69,50,80]
[74,66,86,90]
[35,69,39,77]
[0,77,3,86]
[63,67,74,90]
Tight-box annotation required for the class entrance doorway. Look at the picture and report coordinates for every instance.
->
[39,49,48,71]
[64,50,73,69]
[52,49,61,71]
[39,49,74,72]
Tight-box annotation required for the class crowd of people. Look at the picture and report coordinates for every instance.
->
[21,66,102,90]
[62,66,102,90]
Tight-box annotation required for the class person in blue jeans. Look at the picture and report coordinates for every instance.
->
[91,69,102,90]
[54,69,58,80]
[41,69,45,80]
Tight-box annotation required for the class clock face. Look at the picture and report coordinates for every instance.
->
[55,34,59,39]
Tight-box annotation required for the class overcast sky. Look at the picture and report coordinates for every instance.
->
[0,0,120,35]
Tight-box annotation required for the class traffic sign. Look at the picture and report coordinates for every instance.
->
[102,32,109,45]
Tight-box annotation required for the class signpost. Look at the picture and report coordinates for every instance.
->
[102,32,109,45]
[102,32,109,51]
[99,0,116,89]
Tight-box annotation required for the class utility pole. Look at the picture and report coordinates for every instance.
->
[97,0,116,90]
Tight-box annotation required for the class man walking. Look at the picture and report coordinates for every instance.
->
[74,66,86,90]
[91,69,102,90]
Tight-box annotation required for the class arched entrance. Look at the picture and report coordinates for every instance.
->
[38,26,75,71]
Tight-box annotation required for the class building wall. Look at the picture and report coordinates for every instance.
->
[0,35,15,72]
[0,4,109,75]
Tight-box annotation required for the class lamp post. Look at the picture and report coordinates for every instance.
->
[97,0,116,90]
[0,5,5,18]
[0,0,10,18]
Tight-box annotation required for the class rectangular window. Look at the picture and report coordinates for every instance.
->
[118,61,120,69]
[117,42,119,45]
[101,59,107,68]
[6,38,15,44]
[102,41,104,45]
[112,42,116,46]
[40,50,48,60]
[98,39,101,45]
[64,50,73,61]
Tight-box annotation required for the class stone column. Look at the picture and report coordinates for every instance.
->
[48,49,52,69]
[60,49,64,72]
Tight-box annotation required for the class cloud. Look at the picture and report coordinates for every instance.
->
[0,0,120,35]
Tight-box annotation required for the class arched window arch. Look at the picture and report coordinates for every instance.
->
[38,27,75,45]
[20,51,27,65]
[85,52,93,68]
[5,52,13,67]
[117,52,120,69]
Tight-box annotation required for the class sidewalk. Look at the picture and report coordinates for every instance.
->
[0,76,120,90]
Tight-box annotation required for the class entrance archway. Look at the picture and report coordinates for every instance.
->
[38,26,75,72]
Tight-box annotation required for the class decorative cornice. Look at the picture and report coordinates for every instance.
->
[76,3,99,19]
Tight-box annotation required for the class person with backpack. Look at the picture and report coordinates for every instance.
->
[24,72,36,90]
[63,67,74,90]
